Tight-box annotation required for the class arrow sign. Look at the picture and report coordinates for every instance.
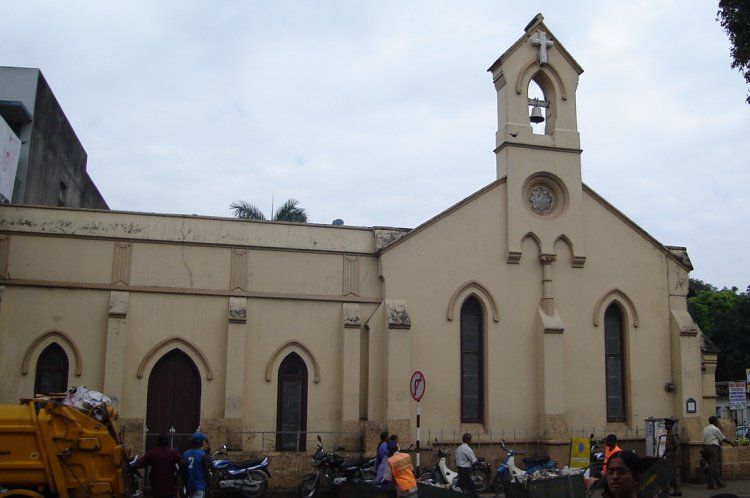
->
[410,371,426,401]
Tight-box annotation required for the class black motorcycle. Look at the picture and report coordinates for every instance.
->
[298,436,375,498]
[210,444,271,498]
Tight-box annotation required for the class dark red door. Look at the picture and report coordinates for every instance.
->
[146,349,201,452]
[276,353,308,451]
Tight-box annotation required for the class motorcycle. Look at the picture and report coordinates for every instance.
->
[490,440,557,494]
[417,444,490,494]
[298,435,375,498]
[584,434,604,478]
[210,444,271,498]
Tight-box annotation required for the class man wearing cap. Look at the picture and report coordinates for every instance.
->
[702,416,735,489]
[133,434,183,498]
[601,434,622,475]
[383,437,417,498]
[183,432,211,498]
[664,418,681,496]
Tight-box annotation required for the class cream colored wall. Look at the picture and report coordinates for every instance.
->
[119,293,228,420]
[378,181,696,438]
[247,251,344,296]
[244,299,345,433]
[0,205,383,440]
[8,235,113,284]
[130,243,231,290]
[0,189,700,446]
[559,192,677,426]
[0,286,109,401]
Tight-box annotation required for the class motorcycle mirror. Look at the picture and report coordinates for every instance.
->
[317,435,323,443]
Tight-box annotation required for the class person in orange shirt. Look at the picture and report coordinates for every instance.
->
[383,438,417,498]
[602,434,622,475]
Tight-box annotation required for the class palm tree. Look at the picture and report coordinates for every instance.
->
[230,198,309,223]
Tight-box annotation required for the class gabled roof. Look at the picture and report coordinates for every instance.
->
[487,13,583,76]
[380,177,692,272]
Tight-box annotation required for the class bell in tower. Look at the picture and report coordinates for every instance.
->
[487,13,586,268]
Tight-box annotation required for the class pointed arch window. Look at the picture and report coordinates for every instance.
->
[34,343,69,395]
[460,296,484,423]
[604,304,626,421]
[276,353,308,451]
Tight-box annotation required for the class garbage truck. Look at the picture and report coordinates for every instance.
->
[0,393,132,498]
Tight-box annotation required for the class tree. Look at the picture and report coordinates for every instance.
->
[230,198,309,223]
[688,278,750,381]
[717,0,750,104]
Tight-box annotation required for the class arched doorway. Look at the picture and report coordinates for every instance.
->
[146,349,201,451]
[34,343,69,395]
[276,353,308,451]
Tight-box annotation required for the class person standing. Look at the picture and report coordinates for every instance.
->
[702,415,735,489]
[602,434,622,475]
[454,433,478,498]
[133,434,183,498]
[374,431,390,486]
[384,439,417,498]
[183,432,211,498]
[663,418,682,496]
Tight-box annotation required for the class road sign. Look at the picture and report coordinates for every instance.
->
[410,371,426,401]
[729,382,746,410]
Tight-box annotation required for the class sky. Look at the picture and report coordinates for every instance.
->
[2,1,748,290]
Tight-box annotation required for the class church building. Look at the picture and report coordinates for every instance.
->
[0,15,717,481]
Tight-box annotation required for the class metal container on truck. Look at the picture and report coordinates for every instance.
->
[0,397,129,498]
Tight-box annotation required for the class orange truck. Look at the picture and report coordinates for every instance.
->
[0,398,131,498]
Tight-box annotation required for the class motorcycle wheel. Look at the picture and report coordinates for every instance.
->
[361,468,376,483]
[417,470,433,482]
[240,470,268,498]
[490,475,505,494]
[298,473,319,498]
[472,468,490,494]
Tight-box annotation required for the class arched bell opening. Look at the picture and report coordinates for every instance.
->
[527,71,557,135]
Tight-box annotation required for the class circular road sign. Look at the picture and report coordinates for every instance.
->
[410,371,426,401]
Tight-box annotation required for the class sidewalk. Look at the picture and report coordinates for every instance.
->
[671,479,749,498]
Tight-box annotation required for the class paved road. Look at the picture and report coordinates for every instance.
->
[267,479,749,497]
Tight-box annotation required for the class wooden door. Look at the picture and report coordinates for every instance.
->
[276,353,308,451]
[146,349,201,451]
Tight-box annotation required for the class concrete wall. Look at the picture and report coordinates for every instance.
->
[0,66,107,209]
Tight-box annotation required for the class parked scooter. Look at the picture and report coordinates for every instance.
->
[298,435,375,498]
[490,440,557,494]
[210,444,271,498]
[418,443,490,494]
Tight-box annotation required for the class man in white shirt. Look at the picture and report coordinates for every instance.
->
[702,416,735,489]
[454,433,478,498]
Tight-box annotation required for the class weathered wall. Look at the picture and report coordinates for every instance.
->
[0,68,108,209]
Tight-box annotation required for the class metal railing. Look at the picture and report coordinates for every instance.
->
[213,430,363,453]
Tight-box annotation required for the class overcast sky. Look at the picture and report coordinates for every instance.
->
[3,1,748,290]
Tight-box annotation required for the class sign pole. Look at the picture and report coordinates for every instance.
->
[416,399,421,476]
[410,370,426,477]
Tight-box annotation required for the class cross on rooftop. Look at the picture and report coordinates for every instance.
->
[531,29,554,64]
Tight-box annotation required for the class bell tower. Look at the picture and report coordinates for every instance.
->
[488,14,586,267]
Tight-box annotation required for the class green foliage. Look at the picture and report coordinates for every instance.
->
[230,198,309,223]
[230,200,266,220]
[688,278,750,380]
[717,0,750,104]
